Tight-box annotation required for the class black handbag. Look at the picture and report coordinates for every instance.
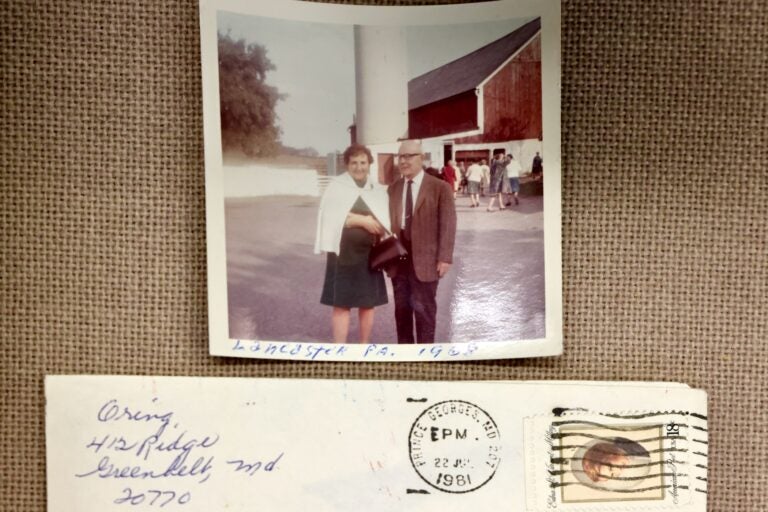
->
[369,233,408,271]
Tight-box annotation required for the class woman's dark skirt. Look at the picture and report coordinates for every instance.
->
[320,198,388,308]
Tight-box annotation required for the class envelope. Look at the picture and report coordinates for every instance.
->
[46,376,708,511]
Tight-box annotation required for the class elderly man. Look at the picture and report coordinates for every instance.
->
[387,140,457,343]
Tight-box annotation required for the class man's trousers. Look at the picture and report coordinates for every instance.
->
[391,258,438,344]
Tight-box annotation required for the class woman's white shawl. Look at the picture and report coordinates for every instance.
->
[314,172,391,255]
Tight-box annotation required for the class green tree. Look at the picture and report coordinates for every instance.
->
[218,32,284,157]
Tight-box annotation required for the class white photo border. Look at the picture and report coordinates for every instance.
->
[200,0,562,362]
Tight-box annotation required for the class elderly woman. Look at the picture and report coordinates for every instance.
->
[314,144,390,343]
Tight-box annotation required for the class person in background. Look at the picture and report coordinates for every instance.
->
[479,158,491,197]
[314,144,390,343]
[441,160,458,199]
[486,153,511,211]
[458,161,468,196]
[465,159,483,208]
[505,153,522,206]
[531,151,543,180]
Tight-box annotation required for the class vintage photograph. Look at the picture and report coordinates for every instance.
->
[200,0,561,360]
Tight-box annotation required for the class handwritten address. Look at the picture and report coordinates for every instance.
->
[74,398,284,506]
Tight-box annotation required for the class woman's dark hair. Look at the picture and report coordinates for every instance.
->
[343,144,374,165]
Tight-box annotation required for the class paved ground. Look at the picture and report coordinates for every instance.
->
[225,193,545,344]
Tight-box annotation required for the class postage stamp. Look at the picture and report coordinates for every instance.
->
[408,400,501,493]
[555,424,666,503]
[523,409,708,511]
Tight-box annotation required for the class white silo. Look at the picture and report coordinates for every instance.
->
[353,25,409,145]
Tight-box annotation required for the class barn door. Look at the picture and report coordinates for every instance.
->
[443,144,453,166]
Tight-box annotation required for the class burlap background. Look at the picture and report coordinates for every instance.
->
[1,0,766,509]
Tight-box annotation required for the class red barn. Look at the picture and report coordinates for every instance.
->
[364,19,543,185]
[409,18,541,164]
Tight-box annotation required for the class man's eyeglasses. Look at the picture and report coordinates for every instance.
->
[397,153,421,160]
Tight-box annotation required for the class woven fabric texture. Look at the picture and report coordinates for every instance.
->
[1,0,766,510]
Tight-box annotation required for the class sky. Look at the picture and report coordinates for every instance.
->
[218,11,533,155]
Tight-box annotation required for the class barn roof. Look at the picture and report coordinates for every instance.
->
[408,18,540,110]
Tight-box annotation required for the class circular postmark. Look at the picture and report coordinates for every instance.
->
[408,400,501,493]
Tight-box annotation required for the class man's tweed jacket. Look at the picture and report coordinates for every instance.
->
[387,173,457,282]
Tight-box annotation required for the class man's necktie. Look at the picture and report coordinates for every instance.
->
[404,179,413,241]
